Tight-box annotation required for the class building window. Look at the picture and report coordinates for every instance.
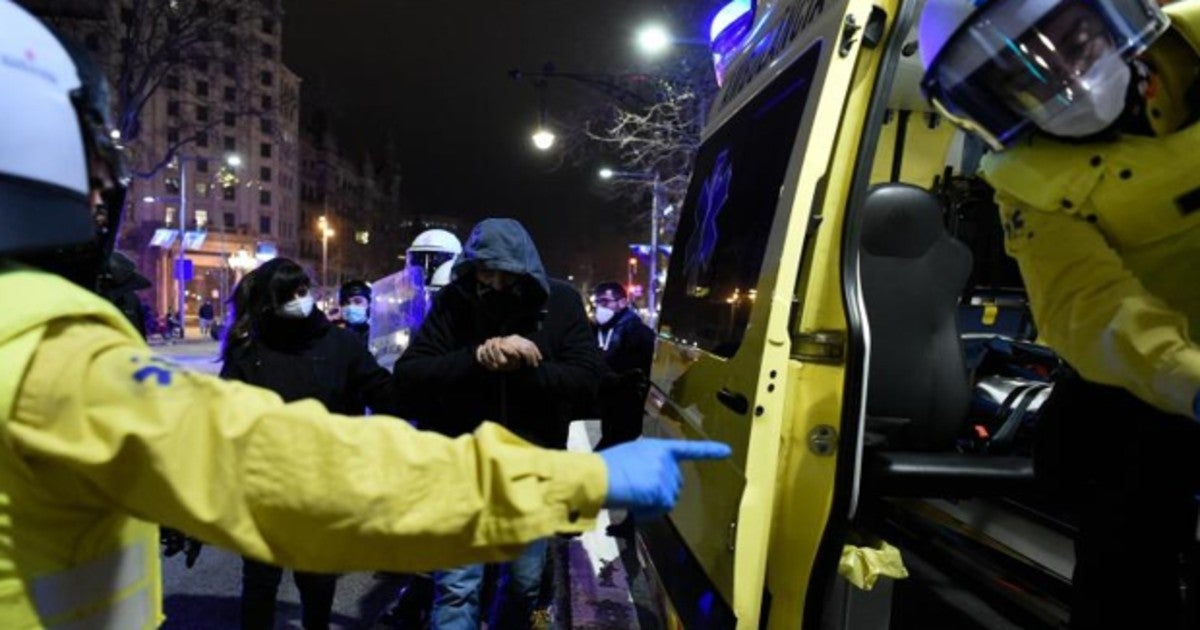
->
[223,212,235,230]
[259,215,272,235]
[165,75,179,91]
[195,210,208,229]
[196,182,210,197]
[224,86,236,102]
[223,186,236,201]
[84,33,101,52]
[259,71,273,87]
[196,80,209,97]
[195,131,209,147]
[120,7,133,25]
[260,118,273,134]
[260,143,272,158]
[194,58,209,72]
[261,43,274,59]
[223,136,235,152]
[167,127,180,144]
[196,158,209,173]
[260,166,272,182]
[355,231,370,245]
[224,111,236,126]
[223,61,236,78]
[195,105,209,123]
[261,95,273,110]
[259,190,271,205]
[262,18,276,34]
[167,100,180,116]
[225,8,238,24]
[165,207,176,225]
[165,177,180,194]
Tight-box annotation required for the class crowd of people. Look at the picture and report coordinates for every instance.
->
[0,4,730,629]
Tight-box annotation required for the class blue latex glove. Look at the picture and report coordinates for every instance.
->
[599,438,732,515]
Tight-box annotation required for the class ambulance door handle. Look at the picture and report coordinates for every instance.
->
[716,388,749,415]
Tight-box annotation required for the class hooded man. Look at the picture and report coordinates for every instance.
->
[393,217,606,629]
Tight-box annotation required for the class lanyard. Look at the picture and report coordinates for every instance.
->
[597,328,614,351]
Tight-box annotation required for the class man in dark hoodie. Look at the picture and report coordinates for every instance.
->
[394,218,605,629]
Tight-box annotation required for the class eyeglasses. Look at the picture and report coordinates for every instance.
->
[592,297,620,307]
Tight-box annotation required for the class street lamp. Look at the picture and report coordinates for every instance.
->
[531,128,557,151]
[317,215,335,289]
[598,167,665,323]
[636,24,673,55]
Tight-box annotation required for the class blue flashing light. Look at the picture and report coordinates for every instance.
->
[709,0,752,43]
[709,0,754,86]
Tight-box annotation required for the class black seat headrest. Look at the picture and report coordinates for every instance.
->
[861,184,945,258]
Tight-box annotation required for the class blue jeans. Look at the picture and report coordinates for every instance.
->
[431,539,548,629]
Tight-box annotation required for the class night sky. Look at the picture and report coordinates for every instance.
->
[283,1,719,284]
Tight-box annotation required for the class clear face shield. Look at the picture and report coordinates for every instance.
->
[921,0,1169,149]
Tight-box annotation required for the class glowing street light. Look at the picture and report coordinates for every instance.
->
[531,127,557,151]
[318,215,335,288]
[598,167,615,179]
[636,24,673,55]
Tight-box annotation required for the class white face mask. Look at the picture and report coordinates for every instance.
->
[278,295,315,319]
[1033,58,1130,139]
[343,304,368,325]
[594,306,615,326]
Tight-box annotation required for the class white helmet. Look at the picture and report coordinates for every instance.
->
[0,1,129,285]
[406,229,461,291]
[918,0,1169,149]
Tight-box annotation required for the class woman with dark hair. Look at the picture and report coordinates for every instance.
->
[221,258,399,629]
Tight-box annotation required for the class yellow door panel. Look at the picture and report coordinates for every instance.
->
[644,0,881,626]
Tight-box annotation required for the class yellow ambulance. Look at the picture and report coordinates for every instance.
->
[639,0,1079,627]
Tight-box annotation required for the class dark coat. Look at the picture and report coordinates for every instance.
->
[595,307,655,376]
[221,309,398,417]
[594,307,656,449]
[393,219,604,447]
[100,252,150,338]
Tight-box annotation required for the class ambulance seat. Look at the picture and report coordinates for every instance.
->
[857,183,1034,497]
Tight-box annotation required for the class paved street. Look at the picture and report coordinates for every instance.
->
[154,341,646,629]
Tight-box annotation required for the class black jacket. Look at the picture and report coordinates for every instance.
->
[221,309,398,417]
[393,219,604,447]
[595,307,655,376]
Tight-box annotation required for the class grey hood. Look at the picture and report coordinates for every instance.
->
[451,218,550,300]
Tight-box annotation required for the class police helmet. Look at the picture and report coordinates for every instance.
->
[0,1,129,287]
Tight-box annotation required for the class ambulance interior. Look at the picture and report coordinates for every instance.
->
[841,22,1078,629]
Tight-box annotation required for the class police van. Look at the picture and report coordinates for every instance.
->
[638,0,1094,627]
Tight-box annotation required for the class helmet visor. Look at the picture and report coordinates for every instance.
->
[922,0,1168,147]
[412,251,457,285]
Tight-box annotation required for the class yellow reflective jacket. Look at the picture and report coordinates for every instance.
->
[0,265,607,629]
[980,2,1200,417]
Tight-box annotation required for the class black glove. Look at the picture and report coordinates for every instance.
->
[161,527,204,568]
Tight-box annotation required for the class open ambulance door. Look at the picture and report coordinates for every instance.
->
[639,0,899,627]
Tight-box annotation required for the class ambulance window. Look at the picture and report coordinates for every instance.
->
[659,43,822,357]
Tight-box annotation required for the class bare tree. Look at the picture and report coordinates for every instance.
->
[32,0,287,178]
[585,79,706,240]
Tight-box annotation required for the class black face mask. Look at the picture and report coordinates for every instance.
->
[478,286,522,311]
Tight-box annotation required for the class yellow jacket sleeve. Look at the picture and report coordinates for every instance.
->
[10,319,608,573]
[996,193,1200,417]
